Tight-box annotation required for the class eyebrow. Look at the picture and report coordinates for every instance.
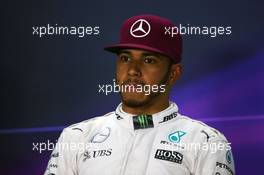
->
[118,50,161,58]
[118,50,131,55]
[141,52,160,57]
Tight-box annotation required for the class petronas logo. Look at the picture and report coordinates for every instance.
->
[168,131,186,143]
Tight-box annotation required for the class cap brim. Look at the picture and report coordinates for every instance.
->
[104,43,170,58]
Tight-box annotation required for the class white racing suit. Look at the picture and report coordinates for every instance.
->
[44,102,235,175]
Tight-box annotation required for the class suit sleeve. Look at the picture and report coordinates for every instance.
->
[44,128,79,175]
[194,139,235,175]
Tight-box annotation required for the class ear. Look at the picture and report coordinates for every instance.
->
[168,63,182,85]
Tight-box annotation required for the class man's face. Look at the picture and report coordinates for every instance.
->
[116,49,179,108]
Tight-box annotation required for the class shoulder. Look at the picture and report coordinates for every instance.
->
[176,114,228,143]
[59,111,116,141]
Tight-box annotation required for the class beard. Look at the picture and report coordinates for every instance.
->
[118,66,171,108]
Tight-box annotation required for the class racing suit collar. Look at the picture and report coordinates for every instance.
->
[115,101,179,130]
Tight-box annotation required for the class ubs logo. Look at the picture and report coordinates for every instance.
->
[83,148,112,162]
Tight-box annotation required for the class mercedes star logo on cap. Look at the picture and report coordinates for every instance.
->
[130,19,151,38]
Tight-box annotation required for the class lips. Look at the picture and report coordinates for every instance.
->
[121,79,145,92]
[122,83,142,91]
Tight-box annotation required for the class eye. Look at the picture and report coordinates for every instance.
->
[119,55,131,63]
[144,56,157,64]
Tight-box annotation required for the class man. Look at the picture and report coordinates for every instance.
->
[44,14,235,175]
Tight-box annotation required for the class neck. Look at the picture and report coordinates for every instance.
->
[121,95,170,115]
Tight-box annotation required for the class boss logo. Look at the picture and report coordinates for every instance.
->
[154,149,183,164]
[159,112,178,123]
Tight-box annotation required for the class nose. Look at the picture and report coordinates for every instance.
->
[127,61,141,77]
